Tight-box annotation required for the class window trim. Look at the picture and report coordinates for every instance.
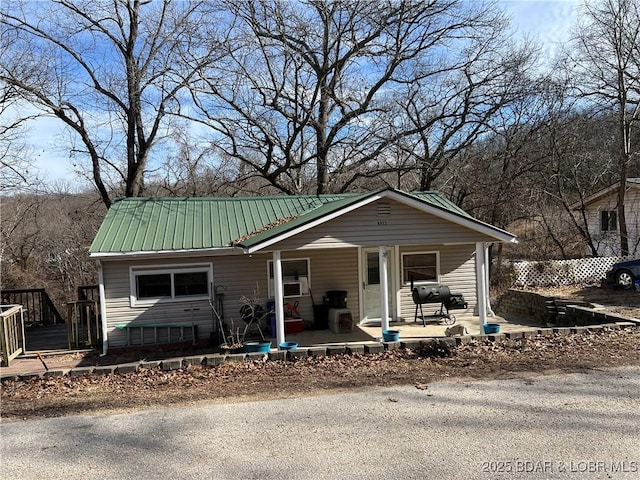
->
[401,251,440,286]
[129,263,213,307]
[267,257,311,298]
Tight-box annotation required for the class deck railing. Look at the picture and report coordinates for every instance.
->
[1,305,25,366]
[0,289,64,326]
[67,300,102,349]
[77,285,99,302]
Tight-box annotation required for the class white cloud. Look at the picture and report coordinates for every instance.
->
[499,0,582,57]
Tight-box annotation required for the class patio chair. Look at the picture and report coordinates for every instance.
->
[239,302,267,341]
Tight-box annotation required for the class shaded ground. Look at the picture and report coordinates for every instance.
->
[2,326,639,421]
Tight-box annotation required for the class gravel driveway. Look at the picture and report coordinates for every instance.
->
[2,366,639,480]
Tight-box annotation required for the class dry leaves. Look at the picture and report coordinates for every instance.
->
[1,327,639,421]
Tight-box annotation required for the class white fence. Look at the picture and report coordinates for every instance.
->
[511,256,635,287]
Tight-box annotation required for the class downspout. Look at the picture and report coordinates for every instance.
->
[97,260,109,356]
[273,251,286,346]
[379,246,390,333]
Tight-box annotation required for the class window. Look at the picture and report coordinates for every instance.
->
[402,252,438,284]
[367,252,380,285]
[130,264,212,306]
[174,271,209,296]
[267,258,310,298]
[601,210,617,232]
[136,273,171,299]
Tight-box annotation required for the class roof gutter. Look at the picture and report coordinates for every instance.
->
[89,246,244,260]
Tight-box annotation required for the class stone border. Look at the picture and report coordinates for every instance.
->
[2,322,638,383]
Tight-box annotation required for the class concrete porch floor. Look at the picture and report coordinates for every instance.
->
[270,314,541,347]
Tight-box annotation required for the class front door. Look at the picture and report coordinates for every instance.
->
[361,247,395,324]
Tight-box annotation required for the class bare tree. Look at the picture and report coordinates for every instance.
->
[148,126,242,197]
[0,190,105,307]
[543,109,619,257]
[390,34,539,192]
[569,0,640,255]
[189,0,519,195]
[0,81,41,193]
[445,75,557,227]
[0,0,222,208]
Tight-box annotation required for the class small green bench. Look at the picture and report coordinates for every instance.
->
[115,323,198,347]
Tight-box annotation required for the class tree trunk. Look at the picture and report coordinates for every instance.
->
[617,176,629,255]
[316,82,329,195]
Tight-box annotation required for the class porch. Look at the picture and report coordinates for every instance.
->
[264,314,540,348]
[0,313,541,379]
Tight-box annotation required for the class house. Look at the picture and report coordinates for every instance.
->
[578,178,640,256]
[89,188,517,354]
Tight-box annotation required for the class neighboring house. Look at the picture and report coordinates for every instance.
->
[89,188,517,354]
[578,178,640,256]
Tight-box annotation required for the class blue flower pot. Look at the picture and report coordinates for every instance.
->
[278,341,298,351]
[244,341,272,353]
[483,323,500,334]
[382,329,399,342]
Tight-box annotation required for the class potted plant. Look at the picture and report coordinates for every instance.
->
[214,286,271,354]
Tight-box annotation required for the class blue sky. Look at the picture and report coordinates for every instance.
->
[19,0,583,189]
[500,0,582,50]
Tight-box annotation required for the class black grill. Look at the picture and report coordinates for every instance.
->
[411,284,467,326]
[411,285,451,305]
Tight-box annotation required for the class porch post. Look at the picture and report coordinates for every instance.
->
[475,242,488,328]
[379,246,390,332]
[484,243,495,316]
[273,250,286,345]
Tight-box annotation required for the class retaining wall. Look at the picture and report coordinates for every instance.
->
[495,289,639,327]
[494,289,556,325]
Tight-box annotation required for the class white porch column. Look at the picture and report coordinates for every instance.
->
[484,243,495,316]
[379,246,390,332]
[475,242,488,328]
[273,250,286,345]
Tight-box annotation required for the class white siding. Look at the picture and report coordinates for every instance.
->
[101,250,361,349]
[102,258,219,348]
[213,249,360,332]
[101,244,480,349]
[271,199,492,250]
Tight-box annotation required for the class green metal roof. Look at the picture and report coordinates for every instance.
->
[409,190,470,217]
[89,189,494,256]
[90,194,352,254]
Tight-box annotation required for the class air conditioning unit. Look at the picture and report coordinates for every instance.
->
[283,281,302,298]
[269,276,309,298]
